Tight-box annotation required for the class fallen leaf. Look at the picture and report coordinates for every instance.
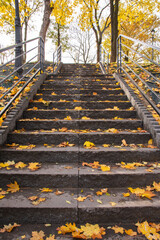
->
[7,181,20,193]
[100,165,110,172]
[148,139,153,145]
[97,199,102,204]
[125,229,137,236]
[28,162,41,171]
[123,193,130,197]
[0,223,20,233]
[30,230,45,240]
[64,116,72,120]
[40,188,53,192]
[121,139,128,146]
[109,202,116,206]
[74,106,83,110]
[15,162,27,169]
[57,142,75,147]
[28,196,38,201]
[76,196,87,202]
[66,200,71,204]
[111,225,124,234]
[81,116,91,120]
[54,190,64,195]
[83,141,95,149]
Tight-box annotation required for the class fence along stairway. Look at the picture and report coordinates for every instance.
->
[0,64,160,238]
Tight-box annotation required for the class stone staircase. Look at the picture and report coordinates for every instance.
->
[0,64,160,239]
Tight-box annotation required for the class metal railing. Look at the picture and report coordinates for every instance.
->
[100,45,110,73]
[53,45,62,74]
[0,37,44,118]
[117,34,160,116]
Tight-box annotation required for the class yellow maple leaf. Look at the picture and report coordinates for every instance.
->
[83,141,95,149]
[125,229,137,236]
[51,92,57,95]
[64,116,72,120]
[40,188,53,192]
[153,182,160,192]
[28,162,41,171]
[148,139,153,145]
[123,193,130,197]
[76,196,87,202]
[54,190,64,195]
[80,223,106,239]
[15,162,27,169]
[30,230,45,240]
[81,116,91,120]
[0,195,5,200]
[111,225,124,234]
[7,181,20,193]
[57,223,78,234]
[121,139,128,146]
[100,165,110,172]
[74,106,83,110]
[0,223,20,233]
[102,144,110,147]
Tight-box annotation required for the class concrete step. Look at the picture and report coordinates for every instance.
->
[23,109,138,120]
[0,223,152,240]
[0,187,160,224]
[0,146,159,163]
[0,188,78,224]
[0,163,159,188]
[17,119,143,131]
[34,94,128,101]
[8,131,151,145]
[41,83,119,89]
[37,89,124,95]
[28,100,132,110]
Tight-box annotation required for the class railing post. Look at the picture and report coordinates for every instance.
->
[107,53,109,73]
[15,0,23,76]
[53,53,55,73]
[117,37,119,72]
[119,36,122,73]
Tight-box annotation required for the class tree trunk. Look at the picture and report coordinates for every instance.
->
[57,23,60,46]
[110,0,119,62]
[39,0,53,60]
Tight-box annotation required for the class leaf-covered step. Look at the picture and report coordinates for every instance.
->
[0,187,78,224]
[0,146,159,163]
[17,119,143,131]
[0,163,78,188]
[28,100,132,110]
[78,187,160,224]
[79,165,160,188]
[23,109,138,120]
[37,89,124,95]
[7,131,151,145]
[34,94,128,101]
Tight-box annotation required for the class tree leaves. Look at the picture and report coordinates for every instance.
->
[0,223,20,233]
[83,141,95,149]
[28,162,41,171]
[82,161,110,172]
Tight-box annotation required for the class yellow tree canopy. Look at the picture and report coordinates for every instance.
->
[0,0,31,30]
[50,0,73,26]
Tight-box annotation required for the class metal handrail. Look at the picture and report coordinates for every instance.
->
[117,34,160,116]
[99,45,110,73]
[0,37,44,119]
[53,45,62,73]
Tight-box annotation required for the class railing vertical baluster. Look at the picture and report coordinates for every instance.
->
[119,36,122,73]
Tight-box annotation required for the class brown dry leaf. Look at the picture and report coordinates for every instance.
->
[121,139,128,146]
[141,191,156,200]
[28,196,38,201]
[125,229,137,236]
[0,223,20,233]
[30,230,45,240]
[28,162,41,171]
[93,92,97,95]
[96,188,108,196]
[54,190,64,195]
[82,161,100,169]
[111,225,124,234]
[7,181,20,193]
[15,162,27,169]
[40,188,53,192]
